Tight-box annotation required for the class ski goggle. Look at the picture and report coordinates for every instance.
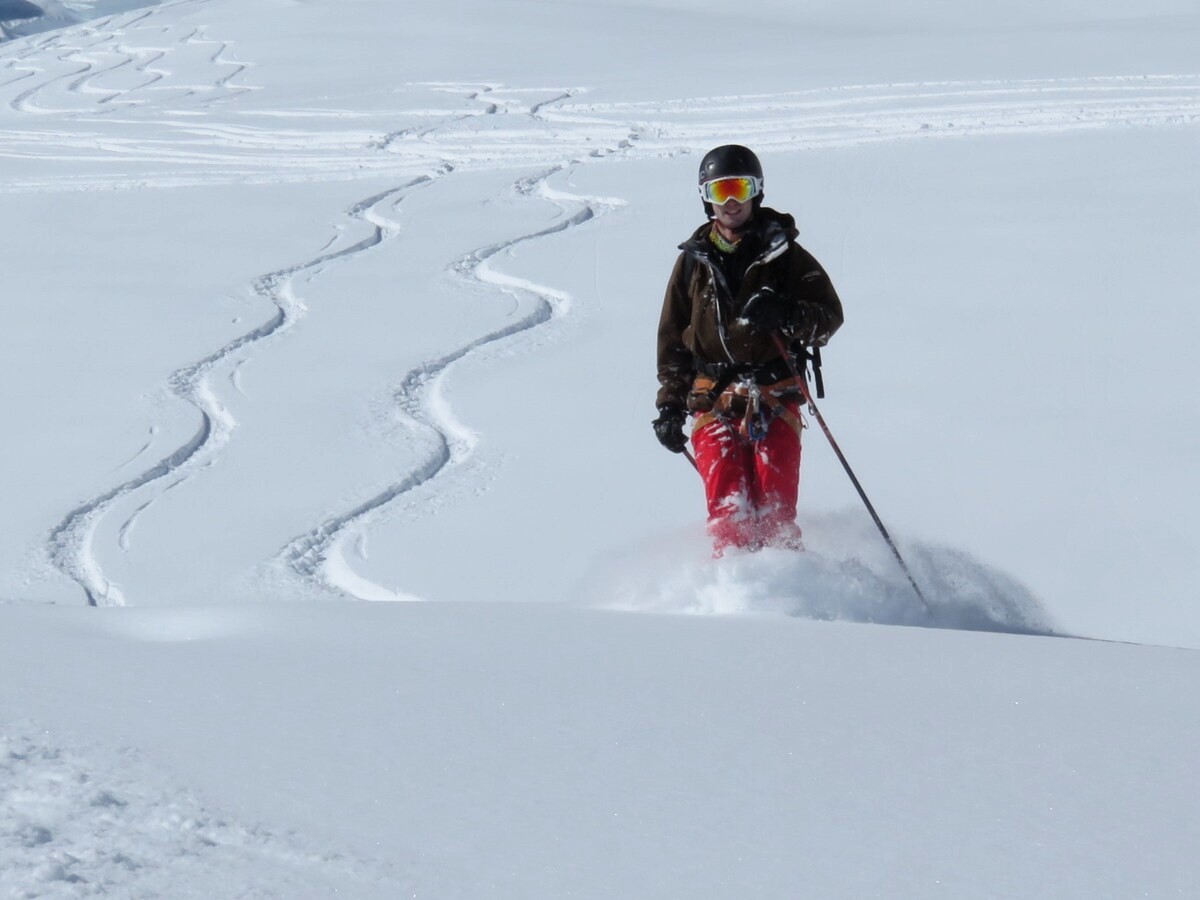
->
[700,176,762,206]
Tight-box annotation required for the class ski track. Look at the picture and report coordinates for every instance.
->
[1,65,1197,189]
[29,5,451,607]
[278,88,629,603]
[49,167,444,607]
[4,5,1199,606]
[0,3,253,121]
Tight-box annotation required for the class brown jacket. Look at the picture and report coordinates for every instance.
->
[656,208,844,411]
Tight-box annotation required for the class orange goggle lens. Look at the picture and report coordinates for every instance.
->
[701,176,761,205]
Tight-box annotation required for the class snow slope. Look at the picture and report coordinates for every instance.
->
[1,0,1198,895]
[4,602,1200,899]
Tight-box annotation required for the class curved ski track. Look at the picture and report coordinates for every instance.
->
[47,170,445,606]
[4,3,1198,605]
[26,10,469,606]
[1,8,252,119]
[278,149,625,602]
[46,80,619,607]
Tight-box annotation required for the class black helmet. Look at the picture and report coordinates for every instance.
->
[698,144,763,185]
[697,144,764,216]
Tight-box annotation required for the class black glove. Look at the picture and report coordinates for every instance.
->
[743,289,795,337]
[793,302,831,345]
[652,406,688,453]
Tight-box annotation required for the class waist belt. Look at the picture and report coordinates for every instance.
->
[695,356,794,386]
[687,374,805,441]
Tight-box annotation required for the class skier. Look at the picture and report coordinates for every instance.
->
[653,145,844,556]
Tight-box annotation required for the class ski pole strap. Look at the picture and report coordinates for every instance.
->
[810,346,825,399]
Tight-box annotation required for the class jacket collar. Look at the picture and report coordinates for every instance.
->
[679,207,797,265]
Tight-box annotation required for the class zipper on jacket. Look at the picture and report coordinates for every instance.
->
[703,231,789,364]
[698,256,738,364]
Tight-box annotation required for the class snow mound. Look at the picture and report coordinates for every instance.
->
[0,1,162,43]
[599,511,1057,637]
[0,1,77,41]
[0,1,43,21]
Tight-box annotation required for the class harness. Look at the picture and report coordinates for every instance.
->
[687,353,822,443]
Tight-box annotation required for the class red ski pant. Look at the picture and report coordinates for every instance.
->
[691,401,803,555]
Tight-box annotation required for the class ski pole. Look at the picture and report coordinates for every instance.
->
[772,334,931,614]
[682,446,700,473]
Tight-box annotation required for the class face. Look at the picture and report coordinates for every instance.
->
[712,196,753,233]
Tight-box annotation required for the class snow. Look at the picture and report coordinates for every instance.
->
[1,0,1198,896]
[4,604,1200,898]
